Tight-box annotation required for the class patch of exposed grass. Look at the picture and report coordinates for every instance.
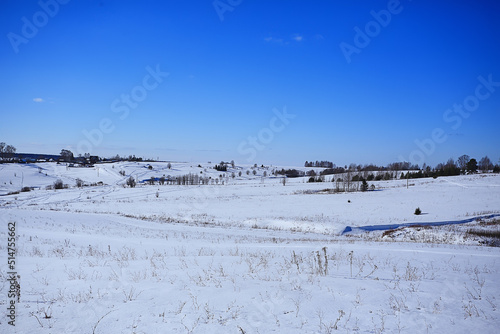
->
[477,219,500,227]
[466,229,500,239]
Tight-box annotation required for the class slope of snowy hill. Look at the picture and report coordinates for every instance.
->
[0,161,499,333]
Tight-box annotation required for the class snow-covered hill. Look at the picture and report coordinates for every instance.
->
[1,162,499,333]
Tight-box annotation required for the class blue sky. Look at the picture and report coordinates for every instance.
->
[1,0,499,167]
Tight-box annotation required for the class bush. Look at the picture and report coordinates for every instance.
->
[54,179,64,189]
[75,178,84,188]
[21,187,31,192]
[126,176,136,188]
[414,207,422,215]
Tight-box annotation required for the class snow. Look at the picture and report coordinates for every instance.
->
[1,162,499,333]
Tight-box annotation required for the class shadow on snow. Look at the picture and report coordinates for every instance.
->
[342,214,500,235]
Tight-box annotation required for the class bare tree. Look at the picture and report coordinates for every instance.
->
[60,149,74,162]
[479,156,492,173]
[345,167,353,192]
[457,154,470,174]
[4,145,16,159]
[446,158,456,168]
[0,142,16,160]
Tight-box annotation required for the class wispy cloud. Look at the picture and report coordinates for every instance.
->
[264,34,306,45]
[264,36,286,45]
[33,97,44,103]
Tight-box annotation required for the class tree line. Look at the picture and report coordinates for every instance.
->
[304,155,499,177]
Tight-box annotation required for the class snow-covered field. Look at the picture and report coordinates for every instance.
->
[1,162,499,333]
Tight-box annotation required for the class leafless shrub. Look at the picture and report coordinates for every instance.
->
[75,178,84,187]
[463,300,480,318]
[404,262,421,281]
[54,179,64,189]
[122,286,142,302]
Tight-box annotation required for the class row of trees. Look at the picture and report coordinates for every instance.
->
[304,160,335,168]
[214,162,228,171]
[127,173,235,187]
[274,168,305,178]
[60,149,147,163]
[305,160,421,172]
[436,155,498,175]
[304,155,499,177]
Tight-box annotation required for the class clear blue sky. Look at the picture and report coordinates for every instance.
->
[1,0,499,167]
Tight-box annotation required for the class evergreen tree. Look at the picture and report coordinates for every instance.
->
[360,179,368,192]
[466,158,478,174]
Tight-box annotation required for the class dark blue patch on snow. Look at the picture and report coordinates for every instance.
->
[341,214,500,235]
